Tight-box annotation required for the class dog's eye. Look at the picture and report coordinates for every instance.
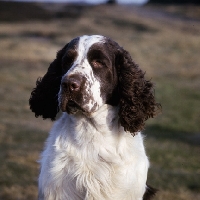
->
[62,56,75,72]
[67,57,74,64]
[92,60,104,69]
[62,56,74,72]
[62,50,77,69]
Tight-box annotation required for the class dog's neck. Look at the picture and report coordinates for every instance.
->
[87,104,120,132]
[69,104,118,127]
[61,105,123,145]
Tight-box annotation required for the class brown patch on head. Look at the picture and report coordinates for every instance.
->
[62,37,79,74]
[87,41,119,105]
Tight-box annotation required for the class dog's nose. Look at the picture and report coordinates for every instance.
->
[69,78,80,92]
[62,74,82,92]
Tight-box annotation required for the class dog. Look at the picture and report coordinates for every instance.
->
[29,35,160,200]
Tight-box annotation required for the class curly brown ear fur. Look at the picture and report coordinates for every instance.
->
[118,49,160,134]
[29,44,68,120]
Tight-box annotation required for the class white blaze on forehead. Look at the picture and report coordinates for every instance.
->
[66,35,105,75]
[78,35,105,55]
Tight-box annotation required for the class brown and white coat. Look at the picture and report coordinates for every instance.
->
[29,35,159,200]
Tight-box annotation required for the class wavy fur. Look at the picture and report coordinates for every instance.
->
[117,49,160,134]
[29,44,68,120]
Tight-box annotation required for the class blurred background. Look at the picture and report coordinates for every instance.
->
[0,0,200,199]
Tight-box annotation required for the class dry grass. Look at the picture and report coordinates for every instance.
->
[0,2,200,200]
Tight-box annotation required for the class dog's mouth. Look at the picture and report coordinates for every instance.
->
[59,87,99,115]
[61,99,85,114]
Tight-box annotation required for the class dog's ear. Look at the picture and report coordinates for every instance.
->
[117,48,161,135]
[29,44,68,120]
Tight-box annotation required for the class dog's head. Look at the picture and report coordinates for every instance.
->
[58,35,119,115]
[29,35,160,134]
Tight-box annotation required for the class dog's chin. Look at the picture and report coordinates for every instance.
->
[61,100,85,115]
[60,97,100,116]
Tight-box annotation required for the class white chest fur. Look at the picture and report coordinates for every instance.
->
[38,105,149,200]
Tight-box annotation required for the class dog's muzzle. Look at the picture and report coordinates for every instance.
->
[59,74,86,114]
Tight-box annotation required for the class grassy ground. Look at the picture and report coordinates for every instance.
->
[0,2,200,199]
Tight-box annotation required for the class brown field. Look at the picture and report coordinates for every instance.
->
[0,2,200,200]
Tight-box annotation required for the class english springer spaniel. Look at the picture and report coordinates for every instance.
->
[29,35,160,200]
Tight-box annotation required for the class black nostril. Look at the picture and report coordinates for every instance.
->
[69,79,80,91]
[62,75,82,92]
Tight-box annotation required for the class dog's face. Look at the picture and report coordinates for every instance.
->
[30,35,160,133]
[58,35,118,114]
